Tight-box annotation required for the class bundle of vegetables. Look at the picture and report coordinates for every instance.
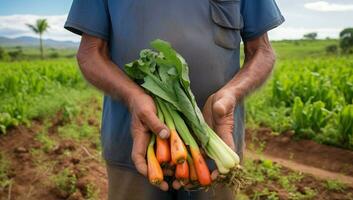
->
[125,39,243,189]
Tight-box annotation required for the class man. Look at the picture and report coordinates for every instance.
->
[65,0,284,199]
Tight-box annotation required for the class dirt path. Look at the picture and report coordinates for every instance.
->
[245,127,353,186]
[246,151,353,186]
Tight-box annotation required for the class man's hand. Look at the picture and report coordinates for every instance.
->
[202,89,236,150]
[201,33,275,151]
[172,89,237,190]
[77,34,170,191]
[129,93,170,191]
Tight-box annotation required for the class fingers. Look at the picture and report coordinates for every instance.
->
[215,122,236,150]
[159,181,169,191]
[212,94,236,118]
[172,180,182,190]
[141,111,170,139]
[131,120,150,177]
[212,94,236,150]
[202,95,215,129]
[211,170,219,181]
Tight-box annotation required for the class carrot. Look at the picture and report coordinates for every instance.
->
[190,148,212,186]
[187,152,198,184]
[147,134,163,185]
[175,159,189,183]
[165,105,212,186]
[170,129,187,164]
[158,100,187,164]
[156,103,171,165]
[156,137,171,165]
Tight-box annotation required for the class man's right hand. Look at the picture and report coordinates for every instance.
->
[77,34,170,191]
[129,92,170,191]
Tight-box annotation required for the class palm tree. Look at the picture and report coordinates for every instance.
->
[26,19,49,59]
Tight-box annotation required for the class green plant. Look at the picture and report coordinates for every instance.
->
[0,59,88,134]
[49,52,60,58]
[52,168,77,195]
[36,131,57,152]
[325,44,338,54]
[244,159,281,183]
[62,103,79,123]
[338,105,353,147]
[324,180,346,192]
[84,183,99,200]
[58,123,95,140]
[0,153,12,189]
[279,172,303,193]
[289,187,317,200]
[0,46,9,61]
[248,55,353,149]
[340,28,353,54]
[292,97,330,137]
[252,188,279,200]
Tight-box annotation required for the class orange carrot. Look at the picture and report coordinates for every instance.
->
[156,136,171,165]
[190,148,212,186]
[158,100,187,164]
[156,102,171,165]
[187,152,198,184]
[170,129,188,164]
[175,159,189,183]
[164,105,212,186]
[147,134,163,185]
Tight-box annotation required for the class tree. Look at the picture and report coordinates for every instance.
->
[26,19,49,59]
[0,46,6,60]
[303,32,318,40]
[325,44,338,54]
[339,28,353,54]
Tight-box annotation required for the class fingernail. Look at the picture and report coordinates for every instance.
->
[159,129,168,139]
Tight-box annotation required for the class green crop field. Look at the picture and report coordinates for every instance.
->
[0,59,94,133]
[246,40,353,150]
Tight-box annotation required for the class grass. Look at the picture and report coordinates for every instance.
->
[83,183,100,200]
[324,180,347,192]
[243,158,318,200]
[52,168,77,195]
[59,123,96,140]
[36,131,57,153]
[0,153,12,190]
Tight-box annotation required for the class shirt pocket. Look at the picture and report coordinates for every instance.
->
[210,0,243,49]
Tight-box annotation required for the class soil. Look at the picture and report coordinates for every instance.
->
[245,127,353,178]
[243,159,353,200]
[0,100,107,200]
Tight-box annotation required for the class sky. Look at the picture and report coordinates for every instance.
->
[0,0,352,42]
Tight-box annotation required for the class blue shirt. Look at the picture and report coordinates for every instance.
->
[65,0,284,169]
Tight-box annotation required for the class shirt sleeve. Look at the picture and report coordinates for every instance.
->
[241,0,285,41]
[64,0,110,41]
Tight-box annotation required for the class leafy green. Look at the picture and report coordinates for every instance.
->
[125,39,241,174]
[125,40,209,146]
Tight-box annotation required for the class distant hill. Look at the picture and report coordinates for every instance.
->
[0,36,79,49]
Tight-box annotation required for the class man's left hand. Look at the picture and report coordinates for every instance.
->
[172,88,237,189]
[202,88,237,150]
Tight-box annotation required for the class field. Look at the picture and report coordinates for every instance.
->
[247,56,353,149]
[0,40,353,200]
